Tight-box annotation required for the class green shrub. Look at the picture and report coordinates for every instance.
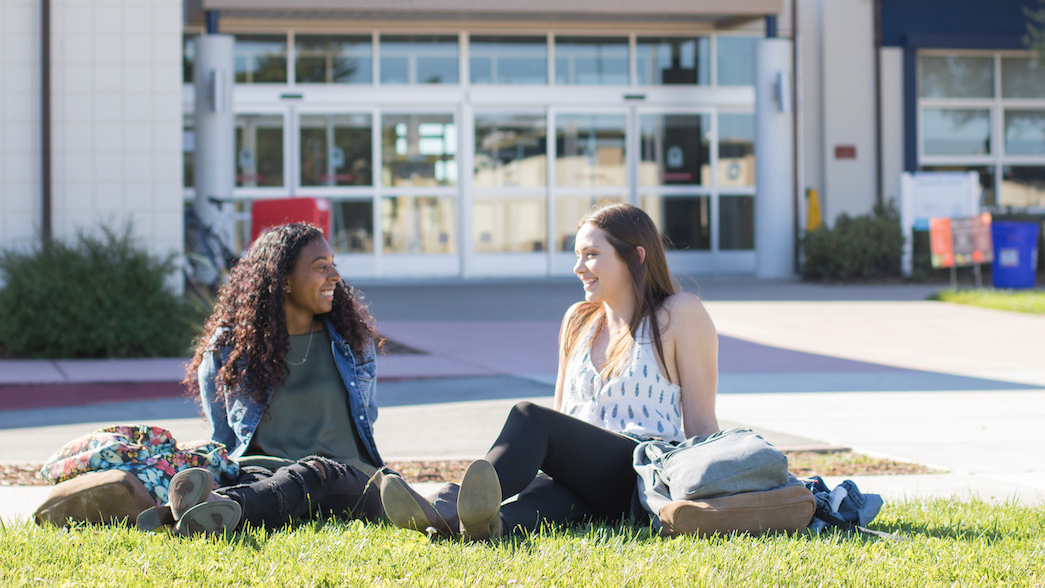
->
[801,202,905,281]
[0,222,198,358]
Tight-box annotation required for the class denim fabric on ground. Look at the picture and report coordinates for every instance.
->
[803,475,883,532]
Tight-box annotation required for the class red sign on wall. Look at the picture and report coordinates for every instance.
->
[834,145,857,159]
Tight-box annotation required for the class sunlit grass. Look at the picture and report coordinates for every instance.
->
[2,498,1043,587]
[930,288,1045,315]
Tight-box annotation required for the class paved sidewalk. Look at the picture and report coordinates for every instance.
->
[2,278,1044,525]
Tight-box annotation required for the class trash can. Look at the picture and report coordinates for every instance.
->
[990,221,1040,289]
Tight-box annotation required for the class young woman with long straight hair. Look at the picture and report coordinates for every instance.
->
[380,203,719,539]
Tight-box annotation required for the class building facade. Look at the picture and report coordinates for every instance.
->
[2,0,1042,281]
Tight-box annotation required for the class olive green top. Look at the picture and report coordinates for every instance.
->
[243,328,377,477]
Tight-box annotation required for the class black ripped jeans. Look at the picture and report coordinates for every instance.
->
[486,401,641,534]
[216,456,382,530]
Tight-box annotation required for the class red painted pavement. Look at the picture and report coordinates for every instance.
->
[0,382,188,411]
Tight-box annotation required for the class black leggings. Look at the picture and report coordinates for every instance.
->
[485,401,640,532]
[217,456,382,530]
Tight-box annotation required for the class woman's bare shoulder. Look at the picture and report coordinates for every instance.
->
[661,292,716,334]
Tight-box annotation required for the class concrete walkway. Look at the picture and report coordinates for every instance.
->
[2,277,1043,524]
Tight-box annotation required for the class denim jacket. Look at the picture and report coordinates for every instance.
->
[198,318,383,466]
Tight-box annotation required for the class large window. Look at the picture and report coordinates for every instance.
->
[183,34,198,84]
[474,196,547,253]
[555,114,627,187]
[381,196,456,254]
[922,108,991,156]
[636,37,709,85]
[380,35,458,84]
[234,35,287,84]
[470,36,547,84]
[920,55,993,98]
[331,200,374,254]
[919,52,1045,209]
[183,116,194,188]
[716,36,757,86]
[554,37,629,85]
[473,112,548,254]
[718,113,756,187]
[639,114,710,186]
[382,114,457,187]
[642,195,711,250]
[235,114,284,187]
[555,196,625,252]
[214,32,755,88]
[474,113,547,188]
[295,35,372,84]
[299,114,372,187]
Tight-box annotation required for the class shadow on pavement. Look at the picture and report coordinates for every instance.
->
[719,336,1039,393]
[1,338,1034,431]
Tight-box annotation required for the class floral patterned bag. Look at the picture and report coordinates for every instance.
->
[39,424,240,504]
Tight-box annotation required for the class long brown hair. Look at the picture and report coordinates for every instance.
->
[562,203,678,377]
[184,223,376,404]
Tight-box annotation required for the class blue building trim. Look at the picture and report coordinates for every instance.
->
[904,33,1025,50]
[205,11,220,34]
[882,0,1037,48]
[903,47,918,173]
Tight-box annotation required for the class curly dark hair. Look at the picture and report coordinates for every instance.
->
[184,223,377,405]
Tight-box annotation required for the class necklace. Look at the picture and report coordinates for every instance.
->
[286,328,315,366]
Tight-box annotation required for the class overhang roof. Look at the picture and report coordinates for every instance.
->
[195,0,781,28]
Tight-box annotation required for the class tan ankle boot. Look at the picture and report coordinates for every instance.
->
[381,474,456,537]
[457,460,502,541]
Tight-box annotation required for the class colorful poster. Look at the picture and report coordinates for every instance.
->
[929,213,993,269]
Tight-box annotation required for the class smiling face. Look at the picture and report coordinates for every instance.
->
[573,223,634,305]
[283,237,340,333]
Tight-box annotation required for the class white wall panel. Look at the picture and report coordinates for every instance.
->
[40,0,184,259]
[820,0,877,223]
[798,0,822,211]
[880,47,904,205]
[126,65,154,94]
[93,2,123,34]
[2,210,38,249]
[123,6,153,37]
[63,35,93,63]
[94,36,123,62]
[3,152,35,182]
[123,94,154,121]
[3,63,36,92]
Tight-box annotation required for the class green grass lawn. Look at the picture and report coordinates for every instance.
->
[930,288,1045,315]
[2,498,1043,587]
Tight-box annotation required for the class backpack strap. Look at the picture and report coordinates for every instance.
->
[814,510,909,542]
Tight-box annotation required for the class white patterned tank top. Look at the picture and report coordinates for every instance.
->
[560,318,684,442]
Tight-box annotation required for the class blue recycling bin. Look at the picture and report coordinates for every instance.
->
[991,221,1040,289]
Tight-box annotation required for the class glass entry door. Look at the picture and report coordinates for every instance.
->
[633,107,756,276]
[548,109,630,275]
[234,103,754,279]
[279,106,461,279]
[462,104,757,278]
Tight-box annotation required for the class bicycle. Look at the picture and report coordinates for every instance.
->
[184,197,241,299]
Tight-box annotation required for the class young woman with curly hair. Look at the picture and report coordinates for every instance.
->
[379,203,719,541]
[139,222,386,536]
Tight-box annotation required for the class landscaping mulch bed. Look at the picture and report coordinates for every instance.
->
[2,451,937,487]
